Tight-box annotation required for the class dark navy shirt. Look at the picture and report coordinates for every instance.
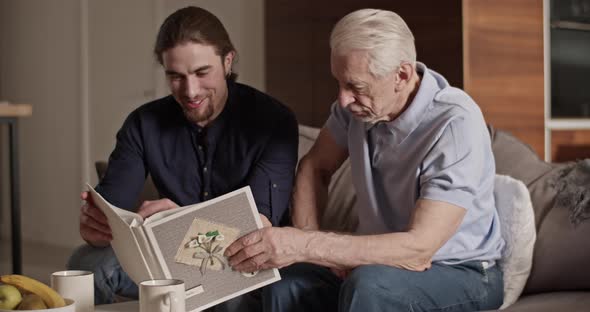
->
[96,80,298,226]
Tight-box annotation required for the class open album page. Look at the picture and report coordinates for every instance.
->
[144,187,281,312]
[86,184,153,283]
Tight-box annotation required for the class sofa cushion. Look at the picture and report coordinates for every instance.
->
[494,175,536,308]
[488,126,555,228]
[297,125,320,160]
[489,127,590,294]
[298,125,357,232]
[523,182,590,294]
[485,291,590,312]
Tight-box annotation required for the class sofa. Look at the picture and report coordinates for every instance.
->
[96,124,590,311]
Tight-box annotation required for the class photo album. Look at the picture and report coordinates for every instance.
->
[87,184,281,311]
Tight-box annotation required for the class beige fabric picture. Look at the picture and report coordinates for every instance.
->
[174,218,240,273]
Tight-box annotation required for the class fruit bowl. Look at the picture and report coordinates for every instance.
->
[0,275,73,312]
[0,298,75,312]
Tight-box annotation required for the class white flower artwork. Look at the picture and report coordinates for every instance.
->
[174,218,240,275]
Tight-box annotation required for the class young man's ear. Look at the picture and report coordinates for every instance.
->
[224,51,235,76]
[394,63,415,92]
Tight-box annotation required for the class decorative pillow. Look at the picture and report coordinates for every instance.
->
[488,126,590,294]
[297,125,320,161]
[523,162,590,294]
[494,174,536,309]
[298,125,358,232]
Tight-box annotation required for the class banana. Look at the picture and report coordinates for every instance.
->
[0,275,66,308]
[18,294,48,310]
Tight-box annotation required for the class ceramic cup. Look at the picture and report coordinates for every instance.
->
[139,279,185,312]
[50,271,94,312]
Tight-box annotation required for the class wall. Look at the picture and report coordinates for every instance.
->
[0,0,265,251]
[0,0,83,249]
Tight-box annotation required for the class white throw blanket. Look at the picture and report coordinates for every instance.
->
[494,174,536,309]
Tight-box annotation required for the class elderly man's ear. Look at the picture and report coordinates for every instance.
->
[394,63,416,92]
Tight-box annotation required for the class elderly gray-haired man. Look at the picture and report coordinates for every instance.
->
[225,8,505,312]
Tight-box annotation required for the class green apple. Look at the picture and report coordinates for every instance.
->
[0,284,23,310]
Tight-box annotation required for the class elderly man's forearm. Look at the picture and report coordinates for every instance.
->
[291,157,330,230]
[299,231,435,271]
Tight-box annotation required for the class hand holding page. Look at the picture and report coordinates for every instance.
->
[86,184,280,312]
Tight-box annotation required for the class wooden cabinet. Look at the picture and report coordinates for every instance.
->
[463,0,545,158]
[551,129,590,162]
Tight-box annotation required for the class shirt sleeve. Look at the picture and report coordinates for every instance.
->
[324,101,350,149]
[419,117,489,210]
[95,111,148,211]
[246,111,299,226]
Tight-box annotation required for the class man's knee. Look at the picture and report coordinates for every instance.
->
[263,263,340,312]
[262,264,310,310]
[67,244,120,283]
[340,265,411,311]
[264,264,316,298]
[67,244,138,304]
[215,290,260,312]
[67,244,116,270]
[343,265,398,289]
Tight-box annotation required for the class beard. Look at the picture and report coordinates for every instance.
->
[182,103,215,125]
[175,92,216,125]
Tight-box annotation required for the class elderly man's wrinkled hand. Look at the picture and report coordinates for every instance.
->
[224,227,306,272]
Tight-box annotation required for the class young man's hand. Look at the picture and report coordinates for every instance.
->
[137,199,179,219]
[79,191,111,247]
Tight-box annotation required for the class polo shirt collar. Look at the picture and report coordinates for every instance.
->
[376,62,440,141]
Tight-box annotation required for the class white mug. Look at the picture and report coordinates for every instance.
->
[51,270,94,312]
[139,279,185,312]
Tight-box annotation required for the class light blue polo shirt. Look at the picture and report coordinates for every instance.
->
[325,62,504,263]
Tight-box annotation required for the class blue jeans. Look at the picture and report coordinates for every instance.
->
[263,261,503,312]
[67,245,138,304]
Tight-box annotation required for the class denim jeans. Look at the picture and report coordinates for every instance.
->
[67,245,138,304]
[262,261,503,312]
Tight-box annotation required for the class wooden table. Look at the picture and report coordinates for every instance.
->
[0,103,32,274]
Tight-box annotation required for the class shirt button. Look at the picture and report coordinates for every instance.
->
[203,167,208,172]
[198,145,203,150]
[272,183,277,188]
[203,191,209,197]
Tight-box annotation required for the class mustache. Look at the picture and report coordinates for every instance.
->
[347,103,372,114]
[183,96,207,102]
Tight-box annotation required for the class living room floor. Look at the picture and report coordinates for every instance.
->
[0,239,73,284]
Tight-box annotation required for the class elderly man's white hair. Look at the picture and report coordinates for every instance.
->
[330,8,416,78]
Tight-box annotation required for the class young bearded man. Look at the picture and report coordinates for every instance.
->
[68,6,298,305]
